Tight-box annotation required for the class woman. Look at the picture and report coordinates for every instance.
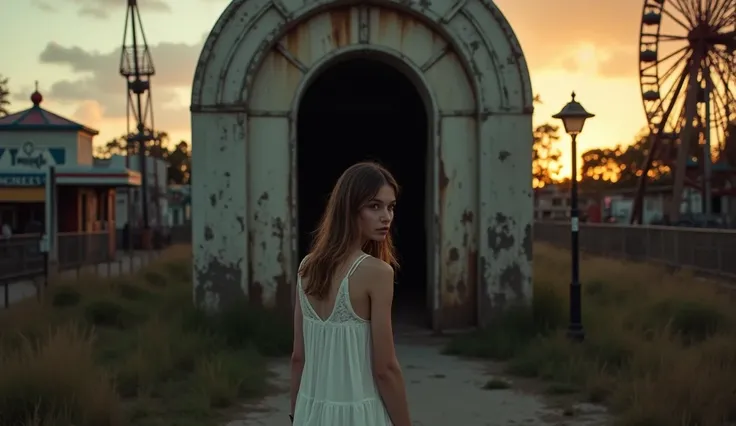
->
[290,162,412,426]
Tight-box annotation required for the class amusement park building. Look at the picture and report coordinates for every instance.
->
[0,89,140,257]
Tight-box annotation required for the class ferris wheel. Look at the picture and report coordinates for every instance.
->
[632,0,736,223]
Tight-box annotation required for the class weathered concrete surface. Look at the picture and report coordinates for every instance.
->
[0,251,151,307]
[191,0,534,328]
[225,339,609,426]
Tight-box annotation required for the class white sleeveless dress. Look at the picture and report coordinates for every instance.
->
[293,253,393,426]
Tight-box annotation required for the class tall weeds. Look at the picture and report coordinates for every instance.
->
[0,325,120,426]
[0,245,292,426]
[446,243,736,426]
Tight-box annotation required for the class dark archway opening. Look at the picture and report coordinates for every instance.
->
[297,57,429,328]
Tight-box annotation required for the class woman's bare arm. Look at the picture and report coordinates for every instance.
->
[369,261,411,426]
[290,287,305,417]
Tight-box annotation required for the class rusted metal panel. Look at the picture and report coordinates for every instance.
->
[442,11,503,112]
[191,113,249,311]
[437,116,478,329]
[193,0,273,107]
[247,46,301,311]
[367,8,447,67]
[249,50,304,112]
[422,38,477,329]
[281,8,360,66]
[278,7,445,72]
[228,7,287,105]
[247,117,294,309]
[477,115,534,325]
[192,0,532,111]
[471,0,534,111]
[440,0,533,113]
[422,50,475,113]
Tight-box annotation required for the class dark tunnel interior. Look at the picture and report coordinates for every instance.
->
[297,57,430,326]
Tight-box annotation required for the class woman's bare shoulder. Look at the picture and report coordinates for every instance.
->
[356,256,394,281]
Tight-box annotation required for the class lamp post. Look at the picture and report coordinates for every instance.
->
[552,92,595,342]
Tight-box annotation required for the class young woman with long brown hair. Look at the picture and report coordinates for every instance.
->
[289,162,412,426]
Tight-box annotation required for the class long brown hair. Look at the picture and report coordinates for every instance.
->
[300,161,399,299]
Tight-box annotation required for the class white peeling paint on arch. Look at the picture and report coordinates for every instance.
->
[191,0,534,328]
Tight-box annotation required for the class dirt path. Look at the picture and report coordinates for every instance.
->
[225,336,610,426]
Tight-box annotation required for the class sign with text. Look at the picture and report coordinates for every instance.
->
[0,141,66,169]
[0,173,46,187]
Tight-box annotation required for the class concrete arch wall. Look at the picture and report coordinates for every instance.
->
[191,0,534,328]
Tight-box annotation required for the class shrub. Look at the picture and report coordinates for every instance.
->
[482,378,511,390]
[195,348,268,408]
[115,282,152,302]
[0,245,279,426]
[442,306,534,360]
[184,304,293,357]
[51,286,82,308]
[506,333,589,384]
[443,284,565,360]
[143,270,168,288]
[84,299,136,329]
[650,298,730,344]
[0,324,121,426]
[164,259,192,283]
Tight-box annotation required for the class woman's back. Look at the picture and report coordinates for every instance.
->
[294,253,392,426]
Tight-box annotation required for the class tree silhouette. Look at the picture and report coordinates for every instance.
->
[166,141,191,185]
[95,130,191,185]
[95,130,169,157]
[530,94,563,188]
[580,128,671,192]
[532,123,562,188]
[0,75,11,117]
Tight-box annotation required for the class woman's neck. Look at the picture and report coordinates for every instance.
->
[351,240,366,254]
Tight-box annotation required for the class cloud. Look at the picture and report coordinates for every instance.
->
[31,0,170,19]
[548,43,636,78]
[30,0,56,12]
[33,40,201,135]
[496,0,642,76]
[39,41,199,92]
[595,47,638,79]
[73,100,105,127]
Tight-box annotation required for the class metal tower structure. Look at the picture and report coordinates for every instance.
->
[119,0,161,245]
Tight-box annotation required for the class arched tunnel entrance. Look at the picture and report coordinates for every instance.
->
[297,56,430,327]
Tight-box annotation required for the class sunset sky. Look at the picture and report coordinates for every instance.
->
[1,0,650,177]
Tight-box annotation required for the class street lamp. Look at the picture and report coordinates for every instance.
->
[552,92,595,342]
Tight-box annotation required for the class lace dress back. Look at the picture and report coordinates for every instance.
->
[293,253,392,426]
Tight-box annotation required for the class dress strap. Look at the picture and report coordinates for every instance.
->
[297,255,310,291]
[346,253,370,277]
[298,254,310,270]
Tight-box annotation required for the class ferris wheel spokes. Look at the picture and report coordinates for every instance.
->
[632,0,736,224]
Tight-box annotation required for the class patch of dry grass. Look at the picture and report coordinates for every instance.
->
[0,325,121,426]
[0,244,291,426]
[446,242,736,426]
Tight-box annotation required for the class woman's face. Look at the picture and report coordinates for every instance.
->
[358,184,396,242]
